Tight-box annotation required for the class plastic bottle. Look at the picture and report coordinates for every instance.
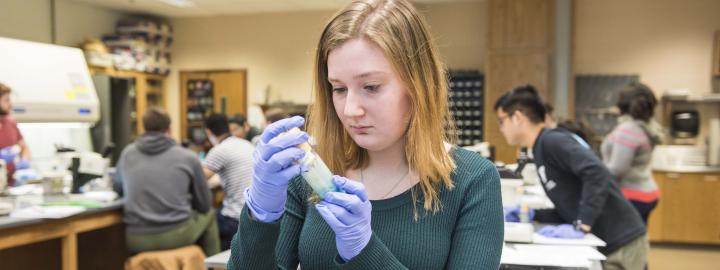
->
[519,201,530,223]
[282,128,340,199]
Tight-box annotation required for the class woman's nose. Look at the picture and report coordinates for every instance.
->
[343,89,365,118]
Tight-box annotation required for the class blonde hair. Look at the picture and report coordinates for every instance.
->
[307,0,457,214]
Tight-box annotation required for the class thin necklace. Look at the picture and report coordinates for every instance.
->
[360,166,410,199]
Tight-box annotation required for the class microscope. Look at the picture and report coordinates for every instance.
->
[55,144,114,194]
[514,147,533,178]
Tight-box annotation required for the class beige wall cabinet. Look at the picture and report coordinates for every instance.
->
[485,0,555,163]
[649,172,720,244]
[714,30,720,76]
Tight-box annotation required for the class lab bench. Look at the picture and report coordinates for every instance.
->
[0,197,126,270]
[204,223,606,270]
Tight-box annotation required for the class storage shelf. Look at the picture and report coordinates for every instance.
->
[88,65,167,80]
[89,65,168,135]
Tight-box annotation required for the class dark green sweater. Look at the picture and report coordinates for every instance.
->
[229,148,504,269]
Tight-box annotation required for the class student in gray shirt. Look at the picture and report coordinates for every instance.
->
[115,107,220,256]
[203,114,255,250]
[602,82,662,224]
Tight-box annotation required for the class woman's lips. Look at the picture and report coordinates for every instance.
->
[350,125,372,132]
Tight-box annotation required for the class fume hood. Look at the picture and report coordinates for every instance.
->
[0,37,102,180]
[0,37,99,123]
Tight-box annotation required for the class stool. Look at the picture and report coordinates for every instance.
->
[124,245,207,270]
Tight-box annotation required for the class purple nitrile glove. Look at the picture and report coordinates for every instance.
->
[538,224,585,239]
[0,147,16,164]
[245,116,309,223]
[315,176,372,262]
[15,160,30,170]
[504,206,535,222]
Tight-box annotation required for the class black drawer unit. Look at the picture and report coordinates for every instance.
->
[448,70,484,146]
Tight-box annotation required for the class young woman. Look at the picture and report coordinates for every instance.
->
[602,82,662,224]
[229,1,503,269]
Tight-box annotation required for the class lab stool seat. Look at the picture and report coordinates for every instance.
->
[124,245,207,270]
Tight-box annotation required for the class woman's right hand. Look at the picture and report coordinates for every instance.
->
[245,116,309,222]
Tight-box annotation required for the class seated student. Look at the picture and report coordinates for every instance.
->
[228,112,261,142]
[497,85,647,270]
[115,107,220,256]
[228,113,250,139]
[202,114,255,250]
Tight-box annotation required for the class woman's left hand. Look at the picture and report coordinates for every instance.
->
[315,176,372,262]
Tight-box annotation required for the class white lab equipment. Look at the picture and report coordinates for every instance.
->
[0,37,105,192]
[0,37,99,123]
[504,222,534,243]
[55,148,109,193]
[500,179,523,207]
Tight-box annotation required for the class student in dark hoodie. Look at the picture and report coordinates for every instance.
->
[496,85,647,270]
[115,107,220,256]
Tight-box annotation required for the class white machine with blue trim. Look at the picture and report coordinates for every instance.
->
[0,37,107,193]
[0,37,99,124]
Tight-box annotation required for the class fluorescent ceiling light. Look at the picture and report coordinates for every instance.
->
[157,0,196,8]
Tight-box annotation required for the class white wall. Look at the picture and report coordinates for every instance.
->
[6,0,720,142]
[0,0,127,47]
[574,0,720,146]
[167,10,330,138]
[419,1,486,71]
[55,0,129,47]
[167,1,486,138]
[574,0,720,96]
[0,0,53,43]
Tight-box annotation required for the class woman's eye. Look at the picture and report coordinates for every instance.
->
[332,87,347,93]
[364,84,380,92]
